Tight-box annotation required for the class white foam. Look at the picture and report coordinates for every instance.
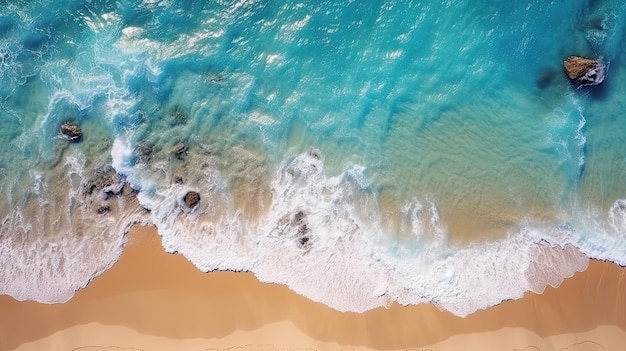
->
[576,57,607,87]
[8,147,622,316]
[0,147,149,304]
[402,198,446,241]
[251,151,389,311]
[111,139,134,175]
[524,243,589,294]
[575,199,626,266]
[118,142,257,273]
[138,150,600,316]
[243,153,601,316]
[0,217,126,303]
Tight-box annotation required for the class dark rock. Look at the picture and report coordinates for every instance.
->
[102,180,124,196]
[173,143,188,160]
[84,167,125,198]
[97,205,111,214]
[60,122,82,142]
[209,75,223,84]
[173,174,184,184]
[563,56,605,87]
[292,210,306,226]
[298,235,311,249]
[184,191,200,208]
[308,148,321,160]
[298,223,310,236]
[291,211,312,249]
[134,143,153,164]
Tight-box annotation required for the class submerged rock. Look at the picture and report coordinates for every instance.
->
[291,210,312,250]
[60,122,82,142]
[173,174,184,184]
[563,56,605,87]
[81,166,139,216]
[97,205,111,214]
[536,68,556,89]
[184,191,200,208]
[84,166,125,198]
[134,142,153,164]
[292,210,306,226]
[298,235,311,248]
[172,143,188,160]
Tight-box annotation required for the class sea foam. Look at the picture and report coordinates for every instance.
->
[115,149,620,317]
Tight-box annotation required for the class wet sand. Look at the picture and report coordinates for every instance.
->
[0,225,624,351]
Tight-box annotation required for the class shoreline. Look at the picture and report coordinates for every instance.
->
[0,224,624,351]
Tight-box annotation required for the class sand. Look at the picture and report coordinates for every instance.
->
[0,225,624,351]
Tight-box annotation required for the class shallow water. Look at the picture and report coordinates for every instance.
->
[0,0,625,316]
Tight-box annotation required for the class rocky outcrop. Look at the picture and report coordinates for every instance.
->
[276,210,314,250]
[134,142,153,164]
[97,205,111,214]
[184,191,200,208]
[60,122,82,142]
[292,211,312,249]
[563,56,605,87]
[81,166,138,215]
[172,143,188,160]
[84,166,125,198]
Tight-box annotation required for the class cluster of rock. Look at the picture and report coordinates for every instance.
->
[563,55,605,87]
[134,142,154,164]
[277,210,313,250]
[172,142,188,160]
[60,121,202,214]
[82,166,137,215]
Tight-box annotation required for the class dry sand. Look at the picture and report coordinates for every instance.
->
[0,225,624,351]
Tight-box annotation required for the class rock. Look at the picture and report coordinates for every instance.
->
[173,174,184,184]
[563,56,596,80]
[563,56,605,87]
[292,210,306,226]
[102,180,125,196]
[184,191,200,208]
[97,205,111,214]
[298,235,311,249]
[291,211,312,249]
[60,122,82,142]
[134,142,153,164]
[84,166,125,198]
[173,143,188,160]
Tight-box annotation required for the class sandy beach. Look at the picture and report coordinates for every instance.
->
[1,225,624,351]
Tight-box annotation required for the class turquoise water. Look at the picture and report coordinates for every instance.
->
[1,0,625,316]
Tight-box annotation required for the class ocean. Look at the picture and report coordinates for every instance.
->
[0,0,625,317]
